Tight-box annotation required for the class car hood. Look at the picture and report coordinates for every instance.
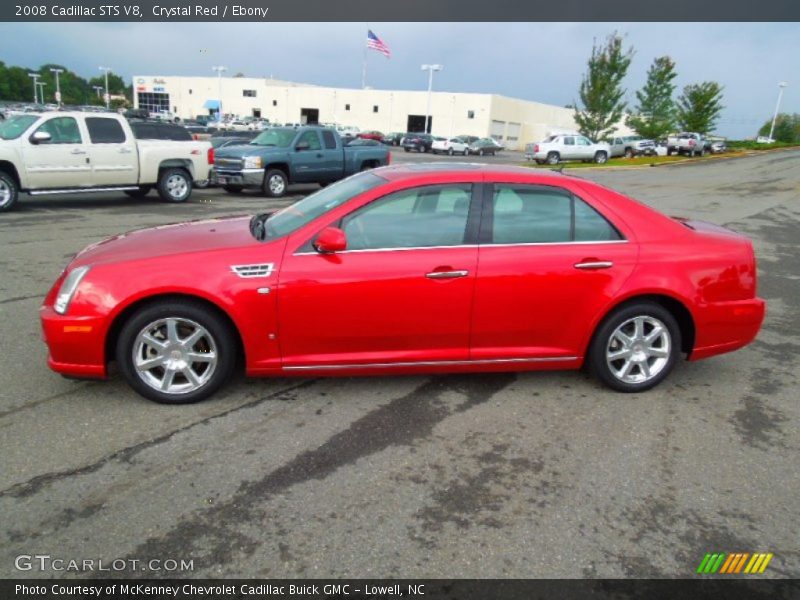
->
[215,145,286,159]
[72,216,259,267]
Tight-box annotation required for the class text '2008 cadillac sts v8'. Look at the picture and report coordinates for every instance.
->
[41,164,765,404]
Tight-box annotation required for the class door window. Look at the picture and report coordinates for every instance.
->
[86,117,127,143]
[576,137,591,146]
[297,130,321,150]
[563,137,575,146]
[34,117,82,144]
[321,130,337,149]
[489,185,621,244]
[341,184,472,250]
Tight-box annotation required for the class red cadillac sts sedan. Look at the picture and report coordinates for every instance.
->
[41,164,765,404]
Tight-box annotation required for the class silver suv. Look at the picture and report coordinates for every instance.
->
[609,135,656,158]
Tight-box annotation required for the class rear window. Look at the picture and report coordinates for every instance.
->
[86,117,126,144]
[130,122,192,141]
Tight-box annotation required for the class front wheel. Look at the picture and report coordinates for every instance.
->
[624,148,634,159]
[157,168,192,203]
[116,300,237,404]
[0,171,20,212]
[588,302,681,393]
[594,151,608,164]
[262,169,288,198]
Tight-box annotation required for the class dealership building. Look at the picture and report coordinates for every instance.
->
[133,74,632,150]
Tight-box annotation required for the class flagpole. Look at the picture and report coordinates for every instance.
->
[362,25,368,89]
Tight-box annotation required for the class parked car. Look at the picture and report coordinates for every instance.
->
[666,132,707,157]
[432,137,470,156]
[212,126,390,197]
[609,135,657,158]
[39,164,765,403]
[358,131,385,142]
[0,111,213,211]
[709,140,727,154]
[458,135,480,145]
[382,132,405,146]
[402,133,434,153]
[528,134,611,164]
[468,138,501,156]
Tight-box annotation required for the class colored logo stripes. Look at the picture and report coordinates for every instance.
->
[696,552,773,574]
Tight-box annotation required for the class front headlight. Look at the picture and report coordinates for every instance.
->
[243,155,263,169]
[54,266,90,315]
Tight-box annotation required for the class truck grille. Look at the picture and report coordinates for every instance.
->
[215,158,243,170]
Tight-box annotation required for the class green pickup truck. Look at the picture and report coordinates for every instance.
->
[213,126,391,197]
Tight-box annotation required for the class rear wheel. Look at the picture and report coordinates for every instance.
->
[463,148,469,156]
[624,148,634,159]
[157,168,192,203]
[546,152,559,165]
[588,302,681,393]
[0,171,20,212]
[478,149,485,156]
[262,168,288,198]
[124,186,152,198]
[116,300,237,404]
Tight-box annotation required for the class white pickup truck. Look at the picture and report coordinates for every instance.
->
[0,111,213,212]
[666,132,707,157]
[527,134,611,165]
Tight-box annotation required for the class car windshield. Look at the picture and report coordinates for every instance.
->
[249,128,296,147]
[250,171,386,242]
[0,114,39,140]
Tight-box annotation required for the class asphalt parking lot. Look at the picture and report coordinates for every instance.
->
[0,149,797,578]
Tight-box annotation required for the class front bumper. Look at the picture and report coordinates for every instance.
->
[40,305,108,379]
[690,297,766,361]
[213,168,265,188]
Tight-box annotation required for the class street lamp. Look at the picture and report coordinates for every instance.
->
[50,68,64,107]
[28,72,40,104]
[36,82,46,106]
[767,82,788,142]
[93,85,104,99]
[99,66,112,109]
[420,64,443,134]
[212,65,227,122]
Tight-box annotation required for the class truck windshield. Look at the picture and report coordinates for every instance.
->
[250,171,386,242]
[0,115,39,140]
[249,128,296,147]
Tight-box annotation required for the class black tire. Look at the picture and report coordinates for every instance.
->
[124,186,152,198]
[0,171,20,212]
[535,159,545,165]
[262,168,288,198]
[194,179,210,189]
[594,151,608,164]
[448,148,454,156]
[223,185,244,194]
[478,149,485,156]
[116,299,237,404]
[588,301,682,393]
[404,147,410,153]
[463,148,469,156]
[546,152,559,165]
[624,148,634,159]
[157,168,192,203]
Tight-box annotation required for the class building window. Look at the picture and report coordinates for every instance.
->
[373,105,379,113]
[467,110,475,119]
[345,104,350,111]
[272,100,277,106]
[137,92,170,115]
[243,90,257,97]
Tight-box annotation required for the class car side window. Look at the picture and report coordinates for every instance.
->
[577,137,591,146]
[574,197,622,241]
[34,117,82,144]
[321,130,337,149]
[298,130,322,150]
[341,184,472,251]
[85,117,127,144]
[563,137,575,146]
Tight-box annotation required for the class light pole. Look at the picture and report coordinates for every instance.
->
[420,64,442,134]
[36,82,46,106]
[50,68,64,107]
[93,85,104,99]
[212,65,227,122]
[99,66,112,109]
[28,73,40,104]
[767,82,788,142]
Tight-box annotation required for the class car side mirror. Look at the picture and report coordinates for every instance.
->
[313,227,347,254]
[295,142,310,152]
[30,131,52,144]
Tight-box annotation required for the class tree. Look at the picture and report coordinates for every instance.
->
[573,33,634,141]
[757,113,800,143]
[676,82,724,134]
[627,56,677,140]
[88,72,127,96]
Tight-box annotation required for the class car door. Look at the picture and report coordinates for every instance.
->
[576,136,594,159]
[277,183,479,368]
[291,130,327,182]
[21,115,92,189]
[84,116,138,186]
[470,182,638,360]
[561,136,577,159]
[319,129,343,181]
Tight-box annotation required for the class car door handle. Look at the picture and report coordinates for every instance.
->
[316,153,323,158]
[426,270,469,279]
[574,260,613,270]
[119,148,133,154]
[70,149,87,155]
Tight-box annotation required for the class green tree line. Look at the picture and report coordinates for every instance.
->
[0,60,130,106]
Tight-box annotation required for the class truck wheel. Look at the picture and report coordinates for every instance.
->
[0,171,20,212]
[124,186,152,198]
[262,169,288,198]
[157,168,192,203]
[594,151,608,164]
[624,148,634,159]
[546,152,560,165]
[223,185,244,194]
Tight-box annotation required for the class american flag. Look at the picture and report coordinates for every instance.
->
[366,30,391,58]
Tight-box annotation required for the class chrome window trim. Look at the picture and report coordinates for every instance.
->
[283,356,579,371]
[293,239,628,256]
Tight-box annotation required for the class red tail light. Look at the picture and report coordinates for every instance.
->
[689,139,696,146]
[207,147,215,165]
[534,144,540,152]
[387,151,392,165]
[193,133,199,140]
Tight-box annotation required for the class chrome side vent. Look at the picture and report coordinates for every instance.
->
[231,263,275,278]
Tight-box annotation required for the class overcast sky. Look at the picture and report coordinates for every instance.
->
[1,22,797,138]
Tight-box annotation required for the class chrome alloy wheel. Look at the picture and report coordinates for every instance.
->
[166,173,189,199]
[0,179,11,208]
[605,316,671,384]
[132,317,218,394]
[268,173,286,195]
